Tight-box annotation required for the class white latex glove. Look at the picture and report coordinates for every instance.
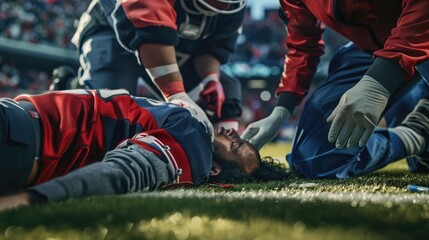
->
[167,92,214,141]
[327,75,390,149]
[241,106,291,150]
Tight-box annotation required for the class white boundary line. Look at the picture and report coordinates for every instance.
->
[127,189,429,205]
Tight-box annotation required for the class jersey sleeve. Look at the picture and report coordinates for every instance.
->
[107,0,179,51]
[27,140,175,201]
[133,97,213,185]
[195,9,246,64]
[277,0,325,101]
[373,0,429,79]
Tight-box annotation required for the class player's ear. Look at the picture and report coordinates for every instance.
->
[210,161,222,176]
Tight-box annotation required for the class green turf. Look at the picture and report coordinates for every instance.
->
[0,143,428,240]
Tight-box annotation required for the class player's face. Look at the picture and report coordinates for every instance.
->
[212,127,260,174]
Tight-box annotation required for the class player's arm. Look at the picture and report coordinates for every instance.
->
[30,139,176,202]
[242,0,324,149]
[112,0,183,99]
[139,44,184,98]
[0,192,31,211]
[111,0,214,139]
[0,136,177,213]
[0,146,171,211]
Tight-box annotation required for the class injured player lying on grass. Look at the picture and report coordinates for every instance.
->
[0,89,287,212]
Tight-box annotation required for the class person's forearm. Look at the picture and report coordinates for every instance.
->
[0,192,30,212]
[139,44,184,97]
[193,54,221,79]
[28,145,174,202]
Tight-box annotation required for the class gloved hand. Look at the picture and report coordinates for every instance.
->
[167,92,214,141]
[327,75,390,149]
[199,73,225,119]
[241,106,291,150]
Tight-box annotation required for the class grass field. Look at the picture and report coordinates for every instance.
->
[0,142,428,240]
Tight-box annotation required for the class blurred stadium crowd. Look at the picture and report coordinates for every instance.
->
[0,0,88,47]
[0,0,347,140]
[232,10,287,67]
[0,0,90,96]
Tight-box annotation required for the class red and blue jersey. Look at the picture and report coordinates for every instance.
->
[15,89,212,186]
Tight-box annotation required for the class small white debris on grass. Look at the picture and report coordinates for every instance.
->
[127,189,429,205]
[289,183,319,188]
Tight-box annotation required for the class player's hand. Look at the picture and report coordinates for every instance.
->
[199,73,225,119]
[167,92,214,141]
[241,106,291,150]
[327,75,390,149]
[0,192,30,212]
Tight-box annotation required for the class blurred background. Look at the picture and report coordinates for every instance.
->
[0,0,348,142]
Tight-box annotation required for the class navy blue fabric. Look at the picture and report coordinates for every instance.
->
[287,43,429,178]
[0,99,37,194]
[102,117,144,151]
[132,97,213,185]
[174,5,246,64]
[416,59,429,84]
[78,31,145,95]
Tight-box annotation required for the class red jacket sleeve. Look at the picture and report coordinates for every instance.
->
[373,0,429,79]
[277,0,324,101]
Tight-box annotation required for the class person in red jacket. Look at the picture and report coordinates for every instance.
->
[241,0,429,177]
[0,89,287,211]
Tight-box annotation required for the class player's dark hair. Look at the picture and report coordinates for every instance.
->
[209,156,289,183]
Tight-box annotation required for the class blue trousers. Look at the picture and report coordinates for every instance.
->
[287,43,429,178]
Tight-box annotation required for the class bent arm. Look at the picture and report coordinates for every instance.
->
[139,44,185,98]
[109,0,185,98]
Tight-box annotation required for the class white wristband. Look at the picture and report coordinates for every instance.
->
[146,63,179,80]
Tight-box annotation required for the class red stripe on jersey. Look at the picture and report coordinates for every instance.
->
[130,129,193,183]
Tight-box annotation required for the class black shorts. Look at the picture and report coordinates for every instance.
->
[0,99,40,194]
